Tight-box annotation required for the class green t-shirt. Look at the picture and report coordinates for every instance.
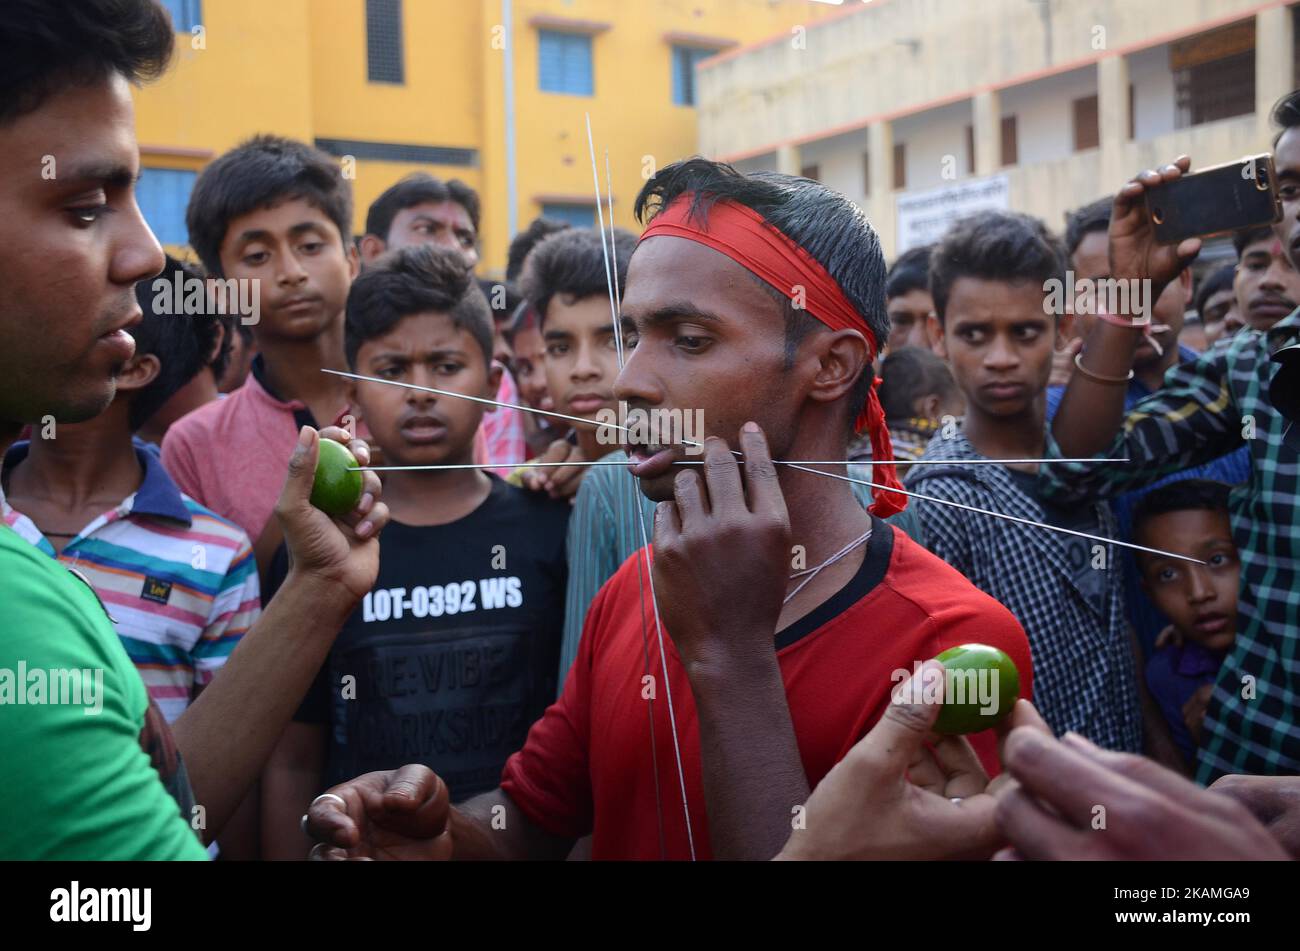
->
[0,524,208,860]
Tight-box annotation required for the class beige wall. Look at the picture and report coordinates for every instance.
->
[697,0,1298,256]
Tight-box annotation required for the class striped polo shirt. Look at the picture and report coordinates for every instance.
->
[1,441,260,723]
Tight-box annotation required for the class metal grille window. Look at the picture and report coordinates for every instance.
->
[539,31,593,95]
[540,203,596,228]
[1172,22,1255,128]
[1175,51,1255,126]
[366,0,405,85]
[136,168,198,247]
[672,46,714,106]
[161,0,202,31]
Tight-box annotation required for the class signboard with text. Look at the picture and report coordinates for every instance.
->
[895,174,1010,252]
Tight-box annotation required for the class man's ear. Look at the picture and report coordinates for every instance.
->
[807,329,869,407]
[208,320,227,366]
[929,314,947,359]
[347,241,362,280]
[116,353,161,395]
[1057,311,1076,346]
[485,357,503,399]
[915,393,942,420]
[358,234,385,267]
[345,378,362,422]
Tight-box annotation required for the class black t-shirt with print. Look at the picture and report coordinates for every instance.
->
[266,476,570,799]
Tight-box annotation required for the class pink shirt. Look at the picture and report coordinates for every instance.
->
[161,357,356,545]
[475,367,527,477]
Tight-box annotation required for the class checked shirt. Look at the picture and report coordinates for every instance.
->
[892,431,1142,752]
[1040,308,1300,781]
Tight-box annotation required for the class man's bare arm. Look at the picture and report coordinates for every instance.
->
[1053,158,1201,457]
[172,426,388,843]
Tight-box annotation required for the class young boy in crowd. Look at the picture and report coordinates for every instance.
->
[134,256,234,448]
[877,345,964,460]
[1232,225,1300,332]
[892,210,1170,756]
[1196,263,1242,349]
[1132,480,1240,767]
[359,172,480,269]
[361,172,530,474]
[849,246,939,461]
[505,218,573,457]
[261,245,569,859]
[162,135,360,573]
[883,244,937,354]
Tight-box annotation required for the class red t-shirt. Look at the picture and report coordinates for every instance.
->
[500,520,1033,860]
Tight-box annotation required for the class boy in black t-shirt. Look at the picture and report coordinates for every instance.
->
[261,245,569,859]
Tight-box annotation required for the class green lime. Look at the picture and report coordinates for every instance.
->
[310,438,364,516]
[930,643,1020,735]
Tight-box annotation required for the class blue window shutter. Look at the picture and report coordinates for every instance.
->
[136,168,198,247]
[540,203,596,229]
[672,46,711,106]
[161,0,203,30]
[539,31,593,95]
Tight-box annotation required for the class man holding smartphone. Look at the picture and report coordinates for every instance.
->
[1039,91,1300,785]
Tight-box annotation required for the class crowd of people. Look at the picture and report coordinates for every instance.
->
[1,0,1298,862]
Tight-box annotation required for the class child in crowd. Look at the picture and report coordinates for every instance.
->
[1133,480,1240,767]
[260,245,569,859]
[162,135,360,575]
[877,345,965,460]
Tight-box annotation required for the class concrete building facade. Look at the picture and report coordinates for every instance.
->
[698,0,1299,260]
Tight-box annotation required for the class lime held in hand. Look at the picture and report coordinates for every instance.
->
[930,643,1020,735]
[310,438,364,516]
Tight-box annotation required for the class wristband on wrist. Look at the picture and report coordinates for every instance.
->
[1073,351,1134,385]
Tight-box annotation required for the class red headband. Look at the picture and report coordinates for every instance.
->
[639,194,906,516]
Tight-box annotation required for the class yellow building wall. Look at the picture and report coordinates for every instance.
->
[507,0,830,274]
[132,0,830,273]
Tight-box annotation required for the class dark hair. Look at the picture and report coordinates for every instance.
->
[478,277,521,323]
[518,227,636,328]
[930,211,1067,323]
[1064,196,1113,258]
[127,255,218,431]
[878,347,960,422]
[1232,225,1275,258]
[345,244,493,370]
[634,157,888,427]
[186,135,353,278]
[1195,263,1238,319]
[506,217,572,285]
[505,301,540,348]
[1132,479,1232,541]
[885,245,933,301]
[364,173,481,243]
[0,0,173,126]
[1272,89,1300,146]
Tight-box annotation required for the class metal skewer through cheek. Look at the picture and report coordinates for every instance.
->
[591,117,687,860]
[329,369,1205,566]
